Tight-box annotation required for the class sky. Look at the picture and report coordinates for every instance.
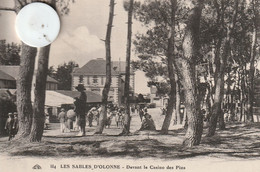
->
[0,0,150,94]
[1,0,260,94]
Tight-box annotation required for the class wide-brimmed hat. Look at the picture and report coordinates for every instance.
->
[75,84,86,91]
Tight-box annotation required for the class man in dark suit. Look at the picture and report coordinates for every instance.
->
[75,84,87,136]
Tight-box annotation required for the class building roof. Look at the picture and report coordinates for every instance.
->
[0,65,58,83]
[0,70,15,81]
[73,58,134,76]
[31,90,74,107]
[46,76,59,83]
[3,89,103,107]
[55,90,103,103]
[0,66,19,80]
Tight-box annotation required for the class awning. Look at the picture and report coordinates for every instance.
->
[31,90,74,107]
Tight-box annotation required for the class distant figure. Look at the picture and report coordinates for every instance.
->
[44,109,50,130]
[161,103,167,115]
[131,105,135,114]
[87,107,96,127]
[5,113,15,141]
[161,107,166,116]
[95,106,102,125]
[72,97,79,131]
[105,110,112,128]
[136,104,140,114]
[45,115,50,130]
[58,108,67,133]
[66,109,76,131]
[115,111,123,128]
[140,109,156,131]
[75,84,87,136]
[139,108,144,122]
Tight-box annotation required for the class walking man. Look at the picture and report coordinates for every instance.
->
[75,84,87,136]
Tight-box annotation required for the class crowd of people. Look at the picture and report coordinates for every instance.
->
[57,102,157,136]
[57,82,156,135]
[3,84,157,140]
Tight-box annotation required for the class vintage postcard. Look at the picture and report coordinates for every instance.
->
[0,0,260,172]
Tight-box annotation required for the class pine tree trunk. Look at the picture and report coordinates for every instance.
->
[230,91,235,121]
[207,49,226,136]
[12,0,35,139]
[240,68,245,121]
[176,76,181,124]
[161,0,176,134]
[95,0,115,134]
[248,20,257,123]
[174,0,204,147]
[218,110,225,129]
[29,45,51,142]
[16,43,37,138]
[161,84,175,133]
[207,35,223,136]
[121,0,134,135]
[28,0,55,142]
[207,0,238,136]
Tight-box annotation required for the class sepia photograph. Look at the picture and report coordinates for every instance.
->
[0,0,260,171]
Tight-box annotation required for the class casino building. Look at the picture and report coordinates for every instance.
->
[71,58,135,105]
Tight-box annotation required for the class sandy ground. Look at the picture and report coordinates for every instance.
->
[1,108,260,172]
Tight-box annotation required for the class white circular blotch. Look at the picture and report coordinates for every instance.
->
[15,2,60,48]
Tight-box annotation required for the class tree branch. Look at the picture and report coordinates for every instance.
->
[0,7,16,12]
[16,0,24,6]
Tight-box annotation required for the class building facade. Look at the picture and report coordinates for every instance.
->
[0,65,58,90]
[71,58,135,105]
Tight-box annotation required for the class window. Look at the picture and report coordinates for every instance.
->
[93,76,98,83]
[101,76,104,85]
[91,88,101,95]
[91,88,100,91]
[87,76,90,85]
[79,75,84,83]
